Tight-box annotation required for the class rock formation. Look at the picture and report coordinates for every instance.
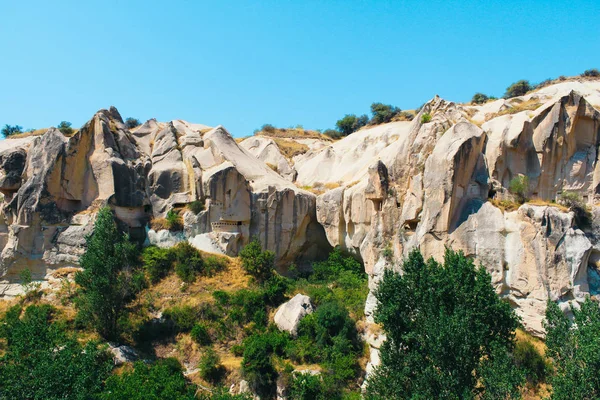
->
[1,78,600,340]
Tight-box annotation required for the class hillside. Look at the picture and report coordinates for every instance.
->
[0,75,600,398]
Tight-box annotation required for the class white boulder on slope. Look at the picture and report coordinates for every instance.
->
[274,293,314,336]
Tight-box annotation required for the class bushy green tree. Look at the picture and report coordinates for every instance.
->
[471,93,489,104]
[199,347,226,384]
[142,246,175,283]
[239,237,275,282]
[288,372,324,400]
[125,117,141,129]
[58,121,74,135]
[0,304,113,399]
[544,298,600,400]
[242,333,278,398]
[1,124,23,137]
[365,248,522,399]
[504,80,532,98]
[74,207,139,340]
[370,102,401,124]
[335,114,368,136]
[101,358,197,400]
[582,68,600,77]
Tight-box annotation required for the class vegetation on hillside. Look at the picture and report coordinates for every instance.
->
[125,117,141,129]
[1,124,23,137]
[2,203,600,399]
[365,248,523,399]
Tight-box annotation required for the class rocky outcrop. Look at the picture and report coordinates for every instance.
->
[293,84,600,336]
[0,108,330,294]
[274,293,313,336]
[1,79,600,340]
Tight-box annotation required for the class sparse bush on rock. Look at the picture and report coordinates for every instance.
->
[504,80,532,98]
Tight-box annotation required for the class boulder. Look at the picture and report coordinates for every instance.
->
[274,293,313,336]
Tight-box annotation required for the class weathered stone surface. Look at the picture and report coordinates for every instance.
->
[274,293,313,336]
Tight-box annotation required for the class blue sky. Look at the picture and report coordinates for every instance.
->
[1,0,599,137]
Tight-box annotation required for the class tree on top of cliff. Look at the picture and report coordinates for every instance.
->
[1,124,23,137]
[74,207,140,340]
[365,248,523,399]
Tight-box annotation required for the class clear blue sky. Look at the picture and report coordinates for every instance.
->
[1,0,599,137]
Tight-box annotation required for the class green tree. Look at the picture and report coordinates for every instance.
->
[57,121,74,135]
[288,373,324,400]
[471,93,489,104]
[370,103,401,124]
[335,114,368,136]
[242,334,278,398]
[199,347,226,384]
[101,358,197,400]
[239,237,275,282]
[1,124,23,137]
[544,298,600,400]
[74,207,139,340]
[125,117,141,129]
[365,248,522,399]
[504,80,532,98]
[0,304,112,399]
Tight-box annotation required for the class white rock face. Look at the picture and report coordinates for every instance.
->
[274,293,314,336]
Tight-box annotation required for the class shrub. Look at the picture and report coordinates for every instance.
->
[125,117,141,129]
[163,305,198,332]
[142,246,175,283]
[166,209,184,231]
[187,200,205,214]
[242,334,278,398]
[559,191,592,228]
[370,103,401,124]
[0,304,113,399]
[203,255,228,276]
[582,68,600,77]
[471,93,489,104]
[191,323,212,345]
[513,340,548,385]
[101,358,197,400]
[239,238,275,282]
[508,175,529,203]
[335,114,368,136]
[173,241,204,276]
[175,262,195,283]
[199,348,226,384]
[1,124,23,137]
[504,80,532,98]
[420,113,432,123]
[260,124,276,133]
[57,121,74,135]
[288,373,324,400]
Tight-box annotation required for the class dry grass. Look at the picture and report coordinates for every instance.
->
[495,99,543,118]
[490,198,521,212]
[266,163,278,172]
[7,128,79,139]
[271,137,310,159]
[324,182,341,190]
[149,218,171,231]
[255,126,323,140]
[527,198,569,212]
[300,185,324,195]
[516,329,551,400]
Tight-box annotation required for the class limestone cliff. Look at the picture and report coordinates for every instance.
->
[1,78,600,341]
